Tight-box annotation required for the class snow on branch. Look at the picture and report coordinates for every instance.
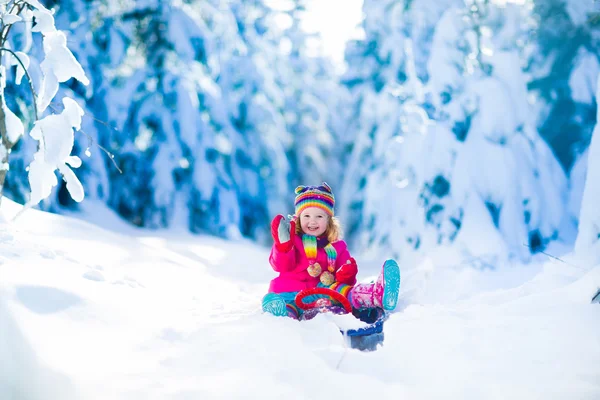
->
[0,0,90,208]
[28,97,85,204]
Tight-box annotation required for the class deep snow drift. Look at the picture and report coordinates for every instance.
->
[1,198,599,400]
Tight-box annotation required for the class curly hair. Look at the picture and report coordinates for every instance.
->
[295,215,343,243]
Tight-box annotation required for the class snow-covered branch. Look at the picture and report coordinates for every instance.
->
[0,46,37,119]
[0,0,89,208]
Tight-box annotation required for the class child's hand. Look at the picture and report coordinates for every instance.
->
[271,214,296,252]
[336,257,358,285]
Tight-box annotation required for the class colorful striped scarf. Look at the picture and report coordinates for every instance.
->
[302,234,337,274]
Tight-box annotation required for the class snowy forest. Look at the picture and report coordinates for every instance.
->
[2,1,600,398]
[2,0,600,267]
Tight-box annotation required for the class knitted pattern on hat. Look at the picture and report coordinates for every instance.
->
[294,182,335,217]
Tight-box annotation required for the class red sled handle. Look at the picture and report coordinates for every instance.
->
[295,287,352,313]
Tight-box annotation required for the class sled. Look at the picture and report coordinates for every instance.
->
[295,287,388,351]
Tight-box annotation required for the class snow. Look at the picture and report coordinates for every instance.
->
[1,197,599,400]
[0,0,91,210]
[0,1,599,397]
[575,75,600,265]
[23,0,51,13]
[564,0,597,26]
[569,149,589,223]
[38,31,89,113]
[1,91,25,144]
[427,6,464,106]
[569,50,600,105]
[2,13,21,25]
[10,51,30,86]
[28,97,85,205]
[31,8,56,33]
[300,0,364,72]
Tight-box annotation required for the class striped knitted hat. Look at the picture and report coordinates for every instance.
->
[294,182,335,217]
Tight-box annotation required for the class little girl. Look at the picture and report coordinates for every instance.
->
[262,182,400,320]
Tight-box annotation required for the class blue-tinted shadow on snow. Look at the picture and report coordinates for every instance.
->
[15,285,83,315]
[0,294,78,400]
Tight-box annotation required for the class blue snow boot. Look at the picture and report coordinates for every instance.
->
[379,259,401,311]
[262,293,288,317]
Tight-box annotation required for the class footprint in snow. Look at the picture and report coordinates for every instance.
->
[112,276,144,288]
[83,269,105,282]
[39,249,56,259]
[0,230,14,242]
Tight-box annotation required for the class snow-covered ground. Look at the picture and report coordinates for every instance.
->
[1,197,599,400]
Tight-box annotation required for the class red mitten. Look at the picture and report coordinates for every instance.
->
[270,214,296,252]
[336,257,358,285]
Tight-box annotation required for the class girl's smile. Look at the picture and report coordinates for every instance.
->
[299,207,328,237]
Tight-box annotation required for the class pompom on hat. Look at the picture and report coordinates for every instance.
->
[294,182,335,217]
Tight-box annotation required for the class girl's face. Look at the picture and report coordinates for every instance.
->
[299,207,329,237]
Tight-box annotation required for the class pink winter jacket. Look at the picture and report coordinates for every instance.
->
[268,235,356,293]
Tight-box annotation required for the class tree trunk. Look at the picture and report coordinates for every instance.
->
[0,86,12,208]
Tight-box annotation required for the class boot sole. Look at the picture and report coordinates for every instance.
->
[262,293,288,317]
[382,259,400,311]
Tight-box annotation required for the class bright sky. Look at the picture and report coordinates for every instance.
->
[301,0,364,70]
[266,0,364,72]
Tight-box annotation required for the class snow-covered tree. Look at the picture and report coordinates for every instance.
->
[5,0,586,261]
[337,0,408,242]
[528,0,600,171]
[49,0,111,208]
[436,2,568,261]
[0,0,344,241]
[338,0,468,258]
[337,0,464,252]
[526,0,600,230]
[211,0,293,237]
[3,0,113,210]
[0,0,89,210]
[574,72,600,265]
[276,1,344,189]
[200,0,345,239]
[84,1,228,232]
[343,0,572,264]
